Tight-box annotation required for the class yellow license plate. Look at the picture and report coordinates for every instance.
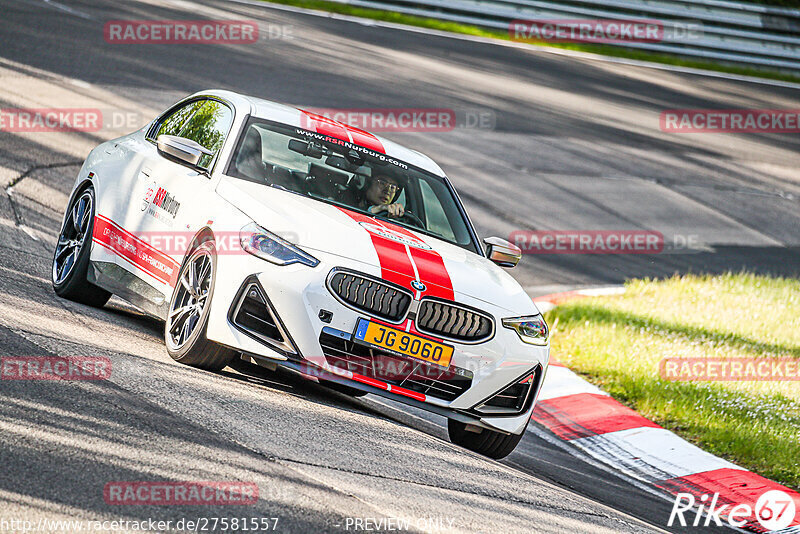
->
[354,319,453,368]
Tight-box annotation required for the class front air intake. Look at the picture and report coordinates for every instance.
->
[473,366,542,416]
[229,278,298,357]
[233,284,283,342]
[327,269,412,323]
[416,299,494,343]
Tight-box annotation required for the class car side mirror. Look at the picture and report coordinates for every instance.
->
[484,237,522,268]
[157,135,213,169]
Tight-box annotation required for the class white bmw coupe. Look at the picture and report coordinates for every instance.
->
[53,90,549,458]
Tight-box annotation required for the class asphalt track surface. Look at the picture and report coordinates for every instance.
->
[0,0,798,532]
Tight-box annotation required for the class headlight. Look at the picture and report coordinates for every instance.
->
[502,315,548,345]
[239,222,319,267]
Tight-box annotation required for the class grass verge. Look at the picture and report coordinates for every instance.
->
[543,273,800,490]
[259,0,800,84]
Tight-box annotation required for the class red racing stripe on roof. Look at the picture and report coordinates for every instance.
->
[346,126,385,154]
[300,109,385,154]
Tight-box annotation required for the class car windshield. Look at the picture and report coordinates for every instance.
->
[226,119,479,253]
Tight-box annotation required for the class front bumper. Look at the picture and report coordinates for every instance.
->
[205,250,549,435]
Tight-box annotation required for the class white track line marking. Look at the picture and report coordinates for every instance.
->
[537,365,609,401]
[571,427,745,482]
[576,287,627,297]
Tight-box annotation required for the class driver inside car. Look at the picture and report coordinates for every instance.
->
[360,174,405,219]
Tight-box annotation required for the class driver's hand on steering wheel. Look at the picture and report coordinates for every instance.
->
[370,203,405,218]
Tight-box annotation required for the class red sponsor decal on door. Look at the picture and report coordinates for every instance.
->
[92,215,180,286]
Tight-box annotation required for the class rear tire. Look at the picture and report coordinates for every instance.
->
[52,186,112,308]
[447,418,527,459]
[165,241,236,371]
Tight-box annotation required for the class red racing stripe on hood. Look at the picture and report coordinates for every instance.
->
[366,216,454,300]
[337,208,454,301]
[337,208,416,290]
[407,247,454,300]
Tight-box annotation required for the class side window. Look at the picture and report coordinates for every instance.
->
[152,101,200,140]
[177,100,233,169]
[420,180,455,241]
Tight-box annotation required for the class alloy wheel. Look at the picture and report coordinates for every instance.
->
[166,247,213,350]
[53,191,93,285]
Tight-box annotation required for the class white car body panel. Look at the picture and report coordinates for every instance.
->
[65,89,549,436]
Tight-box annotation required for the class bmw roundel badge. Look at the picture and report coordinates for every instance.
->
[410,280,426,292]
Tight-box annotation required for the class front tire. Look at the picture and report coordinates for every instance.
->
[165,241,235,371]
[52,186,111,307]
[447,419,527,459]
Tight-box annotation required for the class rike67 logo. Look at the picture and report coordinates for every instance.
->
[669,490,797,530]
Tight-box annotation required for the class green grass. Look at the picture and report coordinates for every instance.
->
[544,273,800,490]
[261,0,800,84]
[742,0,800,6]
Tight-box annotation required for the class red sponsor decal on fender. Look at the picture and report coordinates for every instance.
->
[92,215,180,286]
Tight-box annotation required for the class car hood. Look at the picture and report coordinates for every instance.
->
[217,177,537,314]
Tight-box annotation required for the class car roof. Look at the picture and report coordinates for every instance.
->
[193,89,448,178]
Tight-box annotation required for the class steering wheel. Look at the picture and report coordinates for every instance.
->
[377,209,424,229]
